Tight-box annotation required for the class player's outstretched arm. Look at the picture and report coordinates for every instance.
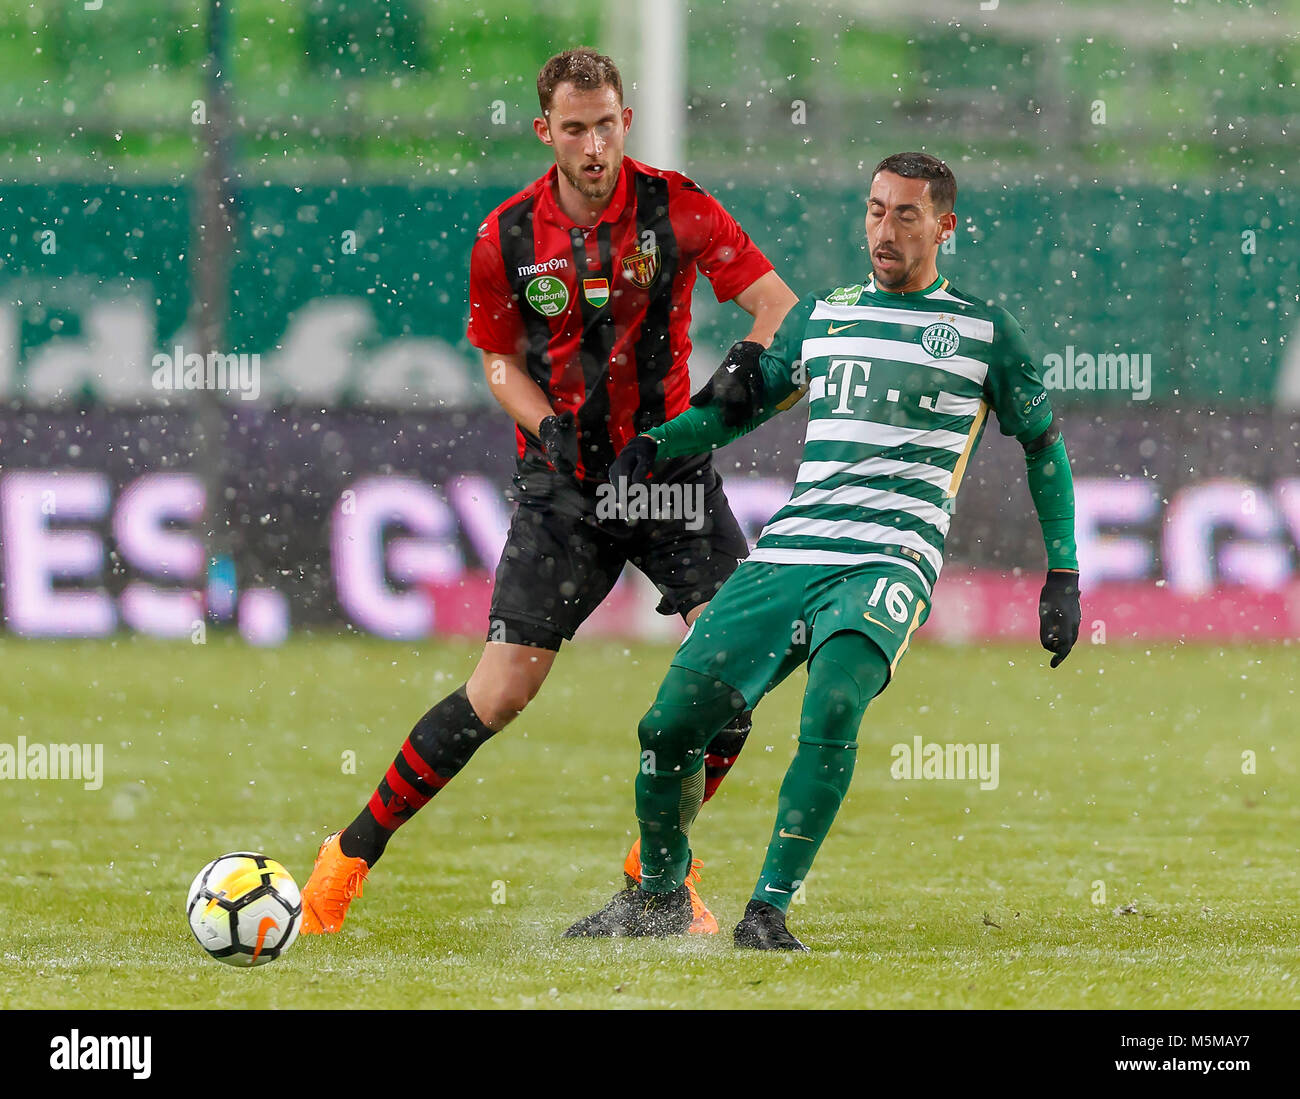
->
[610,291,815,485]
[665,290,817,446]
[731,269,800,348]
[1021,419,1081,667]
[609,374,798,485]
[689,278,806,428]
[619,347,805,478]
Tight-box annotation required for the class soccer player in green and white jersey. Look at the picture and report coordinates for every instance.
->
[563,152,1082,950]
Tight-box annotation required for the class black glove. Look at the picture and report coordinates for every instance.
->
[689,340,766,427]
[608,434,658,488]
[1038,569,1081,668]
[538,411,579,476]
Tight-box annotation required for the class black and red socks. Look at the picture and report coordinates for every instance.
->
[338,685,497,864]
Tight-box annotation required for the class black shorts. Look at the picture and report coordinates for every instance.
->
[487,455,750,649]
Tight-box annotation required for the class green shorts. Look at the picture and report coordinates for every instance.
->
[671,559,932,708]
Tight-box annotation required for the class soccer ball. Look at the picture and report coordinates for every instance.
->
[186,853,302,967]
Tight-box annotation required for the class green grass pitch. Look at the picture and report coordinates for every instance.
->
[0,634,1296,1009]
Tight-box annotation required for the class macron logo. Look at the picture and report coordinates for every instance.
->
[516,257,569,277]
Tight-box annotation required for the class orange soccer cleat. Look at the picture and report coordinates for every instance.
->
[300,832,369,934]
[623,838,719,935]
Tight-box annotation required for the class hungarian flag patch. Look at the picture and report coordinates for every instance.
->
[583,278,610,307]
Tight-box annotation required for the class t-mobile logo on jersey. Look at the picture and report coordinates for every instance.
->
[826,358,872,414]
[595,477,705,531]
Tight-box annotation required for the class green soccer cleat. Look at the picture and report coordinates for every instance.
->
[733,900,810,952]
[562,884,693,938]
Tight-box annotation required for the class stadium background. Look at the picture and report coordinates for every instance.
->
[3,0,1300,1019]
[1,0,1297,644]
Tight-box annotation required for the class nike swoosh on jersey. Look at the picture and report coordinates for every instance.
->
[863,611,896,633]
[827,322,860,334]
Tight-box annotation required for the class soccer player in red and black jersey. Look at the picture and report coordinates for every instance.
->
[299,48,798,936]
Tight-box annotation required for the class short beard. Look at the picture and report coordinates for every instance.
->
[560,161,617,204]
[872,256,920,291]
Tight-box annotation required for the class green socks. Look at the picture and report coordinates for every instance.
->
[635,666,746,893]
[753,630,889,911]
[752,741,858,909]
[633,629,892,908]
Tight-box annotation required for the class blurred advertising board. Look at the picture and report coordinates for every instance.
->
[1,408,1295,643]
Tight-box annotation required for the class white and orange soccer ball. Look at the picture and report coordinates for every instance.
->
[186,853,302,967]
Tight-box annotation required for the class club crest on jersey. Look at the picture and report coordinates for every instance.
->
[920,322,961,359]
[621,246,660,289]
[583,277,610,306]
[525,274,570,316]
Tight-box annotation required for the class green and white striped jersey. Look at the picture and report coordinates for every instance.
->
[749,274,1054,594]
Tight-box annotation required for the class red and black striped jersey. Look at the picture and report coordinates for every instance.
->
[466,156,773,481]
